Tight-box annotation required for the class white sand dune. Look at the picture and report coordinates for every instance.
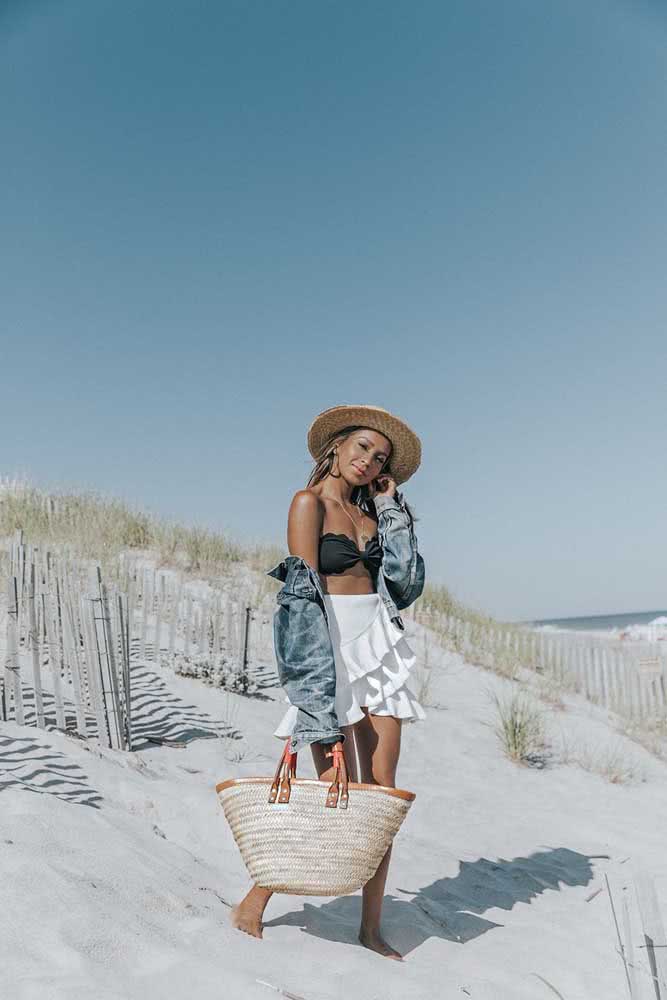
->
[1,615,665,1000]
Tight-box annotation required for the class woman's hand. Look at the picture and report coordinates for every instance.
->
[370,474,397,500]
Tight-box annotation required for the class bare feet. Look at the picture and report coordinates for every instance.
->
[230,885,273,939]
[358,925,404,961]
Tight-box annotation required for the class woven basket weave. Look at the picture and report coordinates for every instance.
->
[217,741,415,896]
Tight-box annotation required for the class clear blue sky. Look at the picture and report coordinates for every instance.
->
[2,0,666,621]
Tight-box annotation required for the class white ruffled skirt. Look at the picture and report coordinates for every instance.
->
[273,592,426,742]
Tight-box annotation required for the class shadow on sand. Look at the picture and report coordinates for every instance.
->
[130,665,242,749]
[264,847,597,956]
[0,733,103,808]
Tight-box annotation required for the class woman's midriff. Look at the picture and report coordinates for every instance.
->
[319,565,377,596]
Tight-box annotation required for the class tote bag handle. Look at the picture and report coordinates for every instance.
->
[268,739,349,810]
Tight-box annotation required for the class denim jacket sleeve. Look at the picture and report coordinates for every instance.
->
[266,554,344,755]
[372,489,426,611]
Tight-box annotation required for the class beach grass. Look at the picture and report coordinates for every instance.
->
[490,689,549,767]
[0,478,283,580]
[557,736,643,784]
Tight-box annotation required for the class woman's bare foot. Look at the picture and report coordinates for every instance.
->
[358,925,404,960]
[230,885,273,938]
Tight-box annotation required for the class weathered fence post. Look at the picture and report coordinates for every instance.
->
[634,867,667,998]
[116,592,131,751]
[241,605,251,693]
[80,593,110,747]
[139,569,149,662]
[6,577,23,724]
[28,563,45,728]
[92,568,124,750]
[43,591,66,730]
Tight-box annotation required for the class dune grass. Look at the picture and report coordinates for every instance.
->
[0,478,499,628]
[619,716,667,763]
[557,735,644,784]
[417,580,494,627]
[0,478,283,580]
[490,689,549,767]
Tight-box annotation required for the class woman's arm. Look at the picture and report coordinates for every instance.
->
[286,490,324,571]
[269,490,342,753]
[373,490,425,609]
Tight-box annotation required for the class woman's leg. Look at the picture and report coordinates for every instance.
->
[230,884,273,938]
[310,723,357,781]
[231,730,354,939]
[355,710,403,960]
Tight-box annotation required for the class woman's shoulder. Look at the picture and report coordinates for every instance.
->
[288,487,326,517]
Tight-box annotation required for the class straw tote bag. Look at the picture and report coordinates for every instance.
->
[216,740,416,896]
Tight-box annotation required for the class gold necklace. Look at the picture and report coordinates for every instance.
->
[330,496,369,545]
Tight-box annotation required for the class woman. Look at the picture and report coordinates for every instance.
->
[231,404,426,960]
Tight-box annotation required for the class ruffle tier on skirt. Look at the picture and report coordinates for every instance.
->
[273,592,426,743]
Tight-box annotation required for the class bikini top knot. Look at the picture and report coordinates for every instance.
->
[318,532,383,576]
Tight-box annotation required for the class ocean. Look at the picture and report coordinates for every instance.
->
[525,610,667,633]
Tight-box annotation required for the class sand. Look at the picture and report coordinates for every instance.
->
[1,609,665,999]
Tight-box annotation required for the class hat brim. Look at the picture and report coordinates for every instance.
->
[307,404,421,486]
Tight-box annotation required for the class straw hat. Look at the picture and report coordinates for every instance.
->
[307,404,422,486]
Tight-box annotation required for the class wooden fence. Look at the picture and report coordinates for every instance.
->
[1,534,277,751]
[9,534,665,744]
[1,533,131,749]
[415,607,667,723]
[607,866,667,999]
[113,555,276,690]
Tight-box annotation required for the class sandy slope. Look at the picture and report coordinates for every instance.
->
[1,614,665,1000]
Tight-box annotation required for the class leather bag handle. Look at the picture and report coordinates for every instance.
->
[324,742,349,810]
[268,740,298,804]
[268,739,349,809]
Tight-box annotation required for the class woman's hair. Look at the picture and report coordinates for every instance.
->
[305,425,418,523]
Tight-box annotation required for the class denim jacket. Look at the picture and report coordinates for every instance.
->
[266,490,425,754]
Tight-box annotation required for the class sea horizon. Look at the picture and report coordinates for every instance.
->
[520,609,667,632]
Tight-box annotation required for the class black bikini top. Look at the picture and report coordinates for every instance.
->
[318,532,383,576]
